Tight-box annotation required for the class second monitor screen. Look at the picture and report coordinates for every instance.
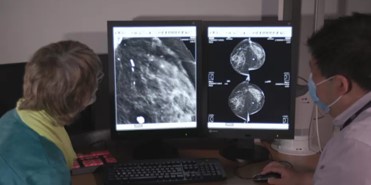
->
[206,22,293,131]
[111,23,198,131]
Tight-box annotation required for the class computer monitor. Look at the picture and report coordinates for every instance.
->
[0,62,25,117]
[107,20,202,159]
[203,21,296,162]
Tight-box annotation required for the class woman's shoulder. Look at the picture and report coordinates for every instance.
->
[0,109,70,185]
[0,109,39,141]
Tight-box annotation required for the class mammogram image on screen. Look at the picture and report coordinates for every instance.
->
[114,37,196,124]
[230,38,266,76]
[228,38,266,122]
[228,81,265,122]
[207,34,291,124]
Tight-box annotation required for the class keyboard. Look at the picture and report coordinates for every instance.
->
[103,158,226,185]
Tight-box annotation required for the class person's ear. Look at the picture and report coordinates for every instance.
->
[334,75,351,95]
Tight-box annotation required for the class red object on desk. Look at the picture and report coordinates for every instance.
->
[71,150,117,175]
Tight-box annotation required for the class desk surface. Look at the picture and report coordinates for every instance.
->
[72,146,319,185]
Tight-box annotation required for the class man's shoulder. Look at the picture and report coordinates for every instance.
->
[344,110,371,146]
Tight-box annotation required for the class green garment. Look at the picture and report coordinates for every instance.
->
[0,110,70,185]
[16,103,76,168]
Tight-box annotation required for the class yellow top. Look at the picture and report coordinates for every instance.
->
[16,103,76,168]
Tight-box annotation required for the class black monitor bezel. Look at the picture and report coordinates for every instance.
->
[202,20,297,140]
[107,20,203,140]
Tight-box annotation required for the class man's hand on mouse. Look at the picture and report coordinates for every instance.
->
[260,161,301,185]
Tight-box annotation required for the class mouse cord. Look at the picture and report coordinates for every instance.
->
[233,164,254,180]
[233,152,274,179]
[233,160,293,180]
[276,160,294,169]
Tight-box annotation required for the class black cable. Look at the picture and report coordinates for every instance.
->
[233,160,293,180]
[276,160,294,168]
[233,163,254,180]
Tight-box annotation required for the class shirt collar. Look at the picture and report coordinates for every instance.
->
[333,91,371,127]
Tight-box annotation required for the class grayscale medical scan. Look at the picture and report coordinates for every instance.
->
[114,37,196,125]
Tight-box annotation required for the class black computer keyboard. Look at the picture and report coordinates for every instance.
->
[103,158,226,185]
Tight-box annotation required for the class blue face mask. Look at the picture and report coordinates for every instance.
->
[308,73,342,113]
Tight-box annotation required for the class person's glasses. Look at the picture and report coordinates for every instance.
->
[97,72,104,84]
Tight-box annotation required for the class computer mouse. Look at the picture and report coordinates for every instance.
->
[252,172,281,183]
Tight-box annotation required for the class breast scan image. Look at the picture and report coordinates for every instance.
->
[228,82,265,122]
[230,38,265,75]
[228,38,266,122]
[114,37,196,124]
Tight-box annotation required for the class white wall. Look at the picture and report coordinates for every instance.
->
[0,0,353,64]
[0,0,265,63]
[1,0,369,63]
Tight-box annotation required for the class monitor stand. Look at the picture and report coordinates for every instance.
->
[132,139,179,159]
[219,138,269,163]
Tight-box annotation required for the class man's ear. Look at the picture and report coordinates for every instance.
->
[334,75,351,95]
